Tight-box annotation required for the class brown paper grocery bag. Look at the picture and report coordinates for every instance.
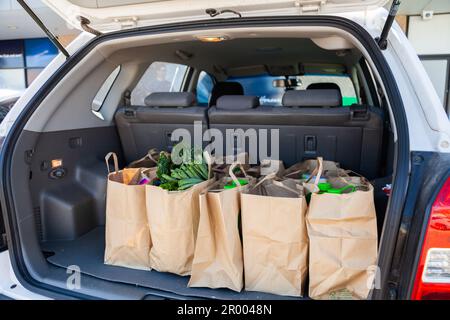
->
[127,148,160,168]
[146,176,215,276]
[284,158,341,180]
[189,163,255,292]
[306,160,378,300]
[104,152,156,270]
[241,175,308,296]
[244,159,285,178]
[211,152,250,178]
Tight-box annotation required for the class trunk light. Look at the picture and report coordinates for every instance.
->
[196,35,228,43]
[51,159,63,168]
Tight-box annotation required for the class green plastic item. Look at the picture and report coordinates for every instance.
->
[318,182,332,192]
[318,182,356,194]
[224,178,248,190]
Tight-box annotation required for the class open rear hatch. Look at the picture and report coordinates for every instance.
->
[41,0,389,32]
[2,1,411,301]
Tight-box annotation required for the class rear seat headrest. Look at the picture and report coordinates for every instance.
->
[144,92,196,107]
[209,82,244,107]
[282,89,341,107]
[216,95,259,110]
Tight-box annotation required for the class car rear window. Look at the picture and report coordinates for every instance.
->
[226,74,358,106]
[131,61,189,105]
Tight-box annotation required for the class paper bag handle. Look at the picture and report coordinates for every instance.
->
[128,148,160,168]
[252,172,276,190]
[228,162,249,187]
[105,152,119,174]
[203,150,213,180]
[305,157,323,186]
[284,169,300,179]
[336,169,370,188]
[252,172,301,195]
[272,180,302,195]
[147,148,159,163]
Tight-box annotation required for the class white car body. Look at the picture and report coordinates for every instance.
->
[0,90,23,103]
[0,0,449,300]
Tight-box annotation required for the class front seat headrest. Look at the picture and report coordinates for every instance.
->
[209,81,244,107]
[144,92,196,107]
[282,89,342,107]
[216,95,259,110]
[307,82,341,91]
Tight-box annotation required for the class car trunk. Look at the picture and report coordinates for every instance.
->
[2,17,402,299]
[31,125,392,299]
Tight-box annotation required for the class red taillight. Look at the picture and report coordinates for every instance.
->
[412,177,450,300]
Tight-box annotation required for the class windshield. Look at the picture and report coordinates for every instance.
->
[226,74,358,106]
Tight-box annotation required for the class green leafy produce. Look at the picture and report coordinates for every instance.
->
[154,143,210,191]
[160,180,179,191]
[161,174,177,182]
[156,152,173,183]
[178,177,205,190]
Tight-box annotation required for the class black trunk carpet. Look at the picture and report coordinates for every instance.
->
[42,227,299,300]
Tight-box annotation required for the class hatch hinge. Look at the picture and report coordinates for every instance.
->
[205,8,242,18]
[113,17,139,30]
[295,0,326,14]
[78,16,103,36]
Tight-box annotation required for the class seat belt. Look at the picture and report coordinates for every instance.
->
[123,90,136,117]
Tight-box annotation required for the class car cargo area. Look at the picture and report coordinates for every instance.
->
[7,26,396,300]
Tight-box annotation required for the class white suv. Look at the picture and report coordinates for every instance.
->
[0,0,449,300]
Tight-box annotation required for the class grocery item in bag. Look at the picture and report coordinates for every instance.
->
[104,152,155,270]
[306,157,378,300]
[189,163,254,292]
[241,175,308,296]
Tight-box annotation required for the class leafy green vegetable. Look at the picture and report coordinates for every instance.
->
[160,180,179,191]
[156,152,173,183]
[178,178,205,190]
[154,143,210,191]
[161,174,177,182]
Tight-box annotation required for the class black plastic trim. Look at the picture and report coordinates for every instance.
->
[0,208,5,252]
[393,152,450,299]
[0,15,410,300]
[383,152,431,299]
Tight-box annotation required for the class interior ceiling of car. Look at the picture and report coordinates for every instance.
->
[110,37,361,79]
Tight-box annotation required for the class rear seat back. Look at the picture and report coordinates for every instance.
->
[208,89,384,179]
[115,92,205,163]
[282,89,341,107]
[208,95,260,124]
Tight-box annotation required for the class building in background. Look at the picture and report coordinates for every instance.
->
[0,0,79,92]
[392,0,450,116]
